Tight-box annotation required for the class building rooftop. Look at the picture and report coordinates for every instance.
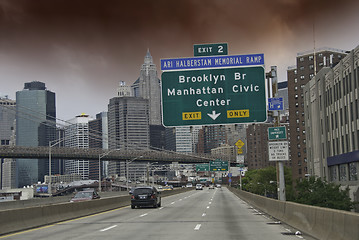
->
[297,47,347,57]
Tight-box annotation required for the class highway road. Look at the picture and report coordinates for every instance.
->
[0,187,315,240]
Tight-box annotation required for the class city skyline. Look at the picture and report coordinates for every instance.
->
[0,0,359,120]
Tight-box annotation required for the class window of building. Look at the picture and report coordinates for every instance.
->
[330,166,337,181]
[300,75,305,80]
[349,162,358,181]
[339,164,347,181]
[309,73,314,79]
[299,57,304,62]
[300,66,304,71]
[309,55,314,61]
[294,78,298,83]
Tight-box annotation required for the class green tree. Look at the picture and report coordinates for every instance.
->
[294,177,354,211]
[241,166,294,200]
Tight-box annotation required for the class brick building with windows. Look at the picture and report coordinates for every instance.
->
[287,47,347,181]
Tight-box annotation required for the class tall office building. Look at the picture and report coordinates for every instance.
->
[108,97,149,150]
[107,96,149,177]
[287,48,347,181]
[304,45,359,202]
[131,49,161,125]
[15,81,56,187]
[0,96,16,189]
[64,114,93,180]
[197,125,227,154]
[89,112,108,179]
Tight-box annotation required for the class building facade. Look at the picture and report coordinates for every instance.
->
[107,96,149,178]
[287,48,347,181]
[131,50,161,126]
[15,81,57,187]
[64,114,93,180]
[0,96,16,189]
[304,45,359,202]
[89,112,109,180]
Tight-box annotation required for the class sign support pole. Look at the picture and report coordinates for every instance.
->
[269,66,286,201]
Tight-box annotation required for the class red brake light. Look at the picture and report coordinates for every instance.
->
[131,195,134,199]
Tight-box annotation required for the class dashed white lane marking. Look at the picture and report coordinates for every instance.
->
[171,202,175,205]
[159,207,164,210]
[209,202,212,204]
[202,213,206,217]
[194,224,201,230]
[140,213,148,217]
[100,225,117,232]
[207,206,210,209]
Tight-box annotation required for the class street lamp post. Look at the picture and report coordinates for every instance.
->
[48,138,67,196]
[126,156,143,192]
[98,149,120,192]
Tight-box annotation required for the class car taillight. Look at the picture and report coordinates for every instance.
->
[131,195,134,199]
[151,195,155,199]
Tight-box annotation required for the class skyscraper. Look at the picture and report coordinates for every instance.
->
[64,114,93,179]
[0,96,16,189]
[89,112,108,180]
[132,49,161,125]
[107,96,149,178]
[15,81,56,187]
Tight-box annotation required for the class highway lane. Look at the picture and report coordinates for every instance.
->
[1,187,315,240]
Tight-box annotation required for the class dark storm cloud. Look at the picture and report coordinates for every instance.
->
[0,0,358,119]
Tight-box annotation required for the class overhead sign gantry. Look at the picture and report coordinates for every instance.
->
[160,44,267,127]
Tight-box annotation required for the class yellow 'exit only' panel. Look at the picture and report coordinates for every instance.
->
[227,110,249,118]
[182,112,201,120]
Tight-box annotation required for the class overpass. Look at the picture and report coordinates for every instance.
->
[0,146,226,163]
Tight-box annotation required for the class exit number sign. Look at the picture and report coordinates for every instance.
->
[194,43,228,57]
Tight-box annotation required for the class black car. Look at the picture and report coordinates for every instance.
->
[131,186,161,209]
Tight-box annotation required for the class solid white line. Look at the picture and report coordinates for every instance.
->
[100,225,117,232]
[140,213,148,217]
[194,224,201,230]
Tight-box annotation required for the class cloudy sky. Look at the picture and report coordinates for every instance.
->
[1,0,359,121]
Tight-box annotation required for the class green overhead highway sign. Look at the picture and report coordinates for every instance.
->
[210,160,228,171]
[161,66,267,127]
[196,164,210,172]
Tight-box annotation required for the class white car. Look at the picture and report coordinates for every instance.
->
[186,183,193,188]
[196,184,203,190]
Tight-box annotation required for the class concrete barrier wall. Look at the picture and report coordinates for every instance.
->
[229,187,359,240]
[0,188,192,236]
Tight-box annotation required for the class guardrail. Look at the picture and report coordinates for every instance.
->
[228,187,359,240]
[0,188,192,236]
